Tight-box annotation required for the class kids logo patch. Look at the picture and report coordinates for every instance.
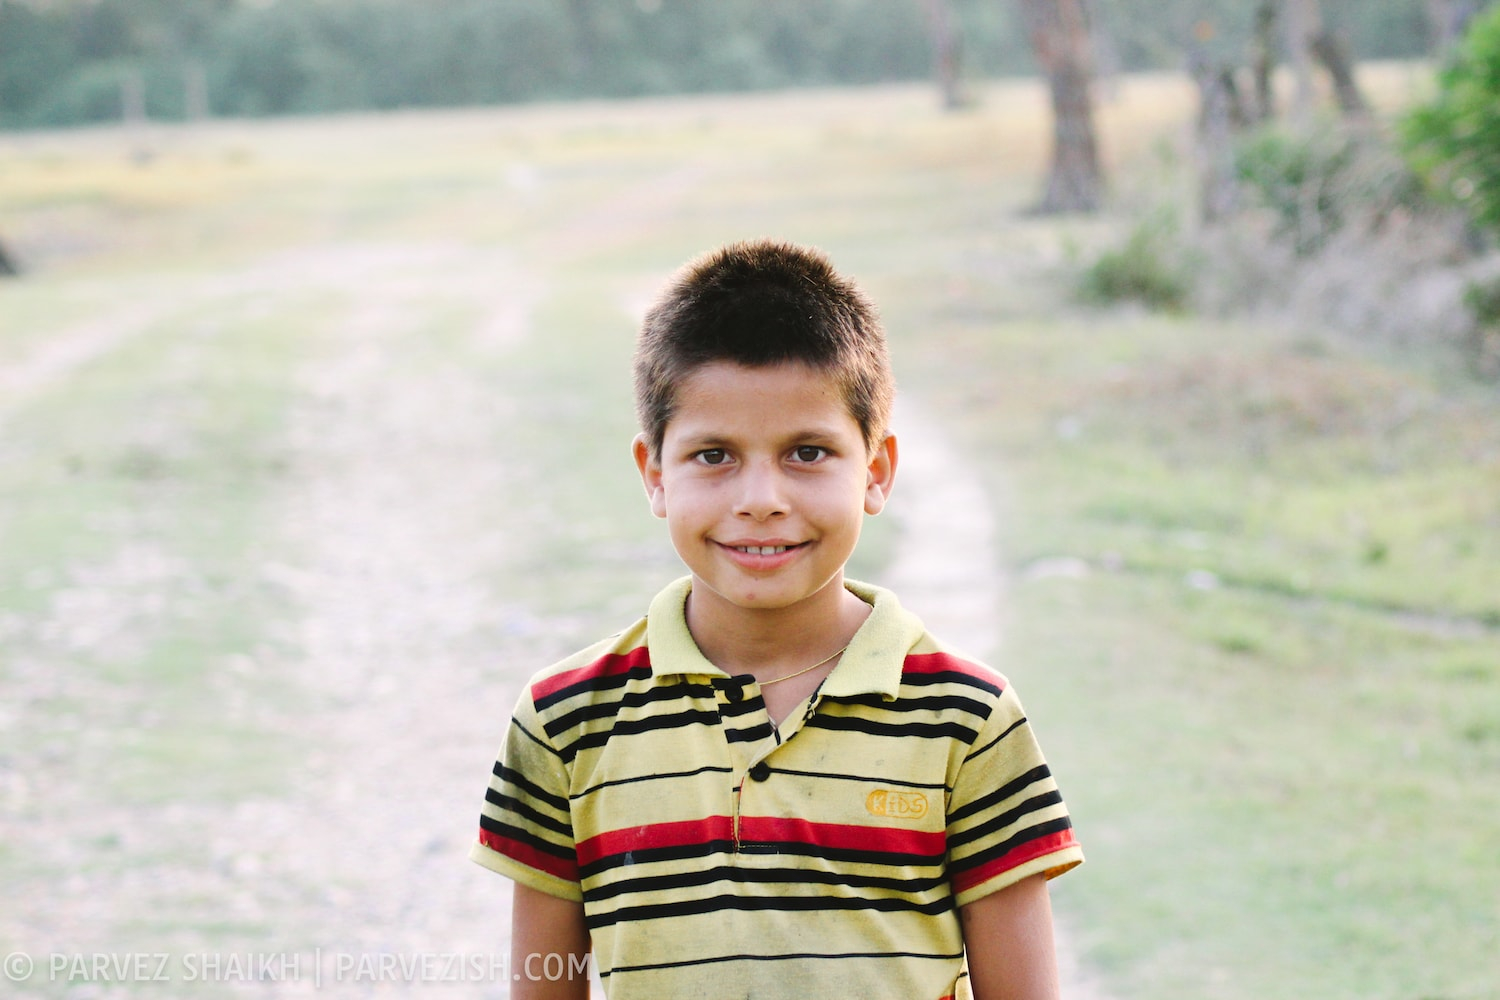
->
[865,789,929,821]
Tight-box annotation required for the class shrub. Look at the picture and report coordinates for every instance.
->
[1235,122,1425,256]
[1077,214,1193,311]
[1462,274,1500,378]
[1403,5,1500,240]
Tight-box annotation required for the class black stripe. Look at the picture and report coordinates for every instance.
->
[493,760,569,813]
[725,722,775,743]
[579,840,739,881]
[582,839,944,877]
[963,715,1028,763]
[544,682,714,741]
[601,949,963,978]
[823,692,993,718]
[947,791,1065,853]
[718,697,764,720]
[534,663,654,712]
[477,815,575,862]
[946,764,1052,826]
[573,764,734,801]
[901,670,1004,698]
[768,767,948,791]
[485,787,572,838]
[557,708,722,764]
[587,890,955,930]
[804,714,978,741]
[582,862,950,905]
[947,815,1075,877]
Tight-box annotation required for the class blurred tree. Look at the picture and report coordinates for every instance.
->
[1017,0,1104,212]
[0,2,72,122]
[1251,0,1277,122]
[923,0,966,108]
[0,0,1445,130]
[1284,0,1321,121]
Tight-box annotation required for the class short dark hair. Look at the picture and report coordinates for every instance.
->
[632,240,895,459]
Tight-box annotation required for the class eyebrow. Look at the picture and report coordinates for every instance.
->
[677,425,843,444]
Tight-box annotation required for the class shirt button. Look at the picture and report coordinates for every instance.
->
[749,762,771,782]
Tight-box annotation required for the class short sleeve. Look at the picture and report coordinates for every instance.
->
[944,681,1083,908]
[469,689,582,902]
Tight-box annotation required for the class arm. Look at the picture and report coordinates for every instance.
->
[959,874,1060,1000]
[511,883,592,1000]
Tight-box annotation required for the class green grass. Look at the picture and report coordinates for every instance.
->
[887,252,1500,999]
[1,70,1495,999]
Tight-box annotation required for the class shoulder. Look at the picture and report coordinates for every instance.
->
[898,648,1009,699]
[519,617,654,716]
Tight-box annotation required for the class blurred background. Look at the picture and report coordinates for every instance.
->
[1,1,1497,997]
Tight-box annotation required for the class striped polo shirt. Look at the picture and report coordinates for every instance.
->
[471,577,1082,1000]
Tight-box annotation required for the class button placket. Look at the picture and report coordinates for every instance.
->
[722,677,783,855]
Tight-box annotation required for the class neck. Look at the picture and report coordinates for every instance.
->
[686,574,870,676]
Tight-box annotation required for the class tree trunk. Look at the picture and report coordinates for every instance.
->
[1017,0,1103,213]
[923,0,966,110]
[1310,30,1369,118]
[184,61,210,121]
[1251,0,1277,122]
[1284,0,1322,123]
[1188,50,1238,224]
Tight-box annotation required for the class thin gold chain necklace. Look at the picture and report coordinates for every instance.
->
[758,644,849,686]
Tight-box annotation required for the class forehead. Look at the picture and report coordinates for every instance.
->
[668,361,860,439]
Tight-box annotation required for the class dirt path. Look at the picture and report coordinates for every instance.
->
[3,219,1105,1000]
[887,400,1112,1000]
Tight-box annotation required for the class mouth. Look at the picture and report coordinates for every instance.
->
[720,540,807,560]
[735,544,791,555]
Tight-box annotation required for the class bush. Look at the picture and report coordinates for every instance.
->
[1462,274,1500,378]
[1235,122,1425,256]
[1078,214,1193,311]
[1403,4,1500,241]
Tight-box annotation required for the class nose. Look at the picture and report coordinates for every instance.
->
[734,460,788,520]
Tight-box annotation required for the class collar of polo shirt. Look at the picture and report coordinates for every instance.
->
[645,576,924,701]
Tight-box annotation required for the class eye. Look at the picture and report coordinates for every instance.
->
[695,448,729,466]
[793,446,826,463]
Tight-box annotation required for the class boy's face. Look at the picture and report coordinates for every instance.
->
[633,361,896,625]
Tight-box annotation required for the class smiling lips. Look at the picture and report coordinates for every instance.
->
[722,540,805,560]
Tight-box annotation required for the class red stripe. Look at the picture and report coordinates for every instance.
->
[740,817,945,857]
[478,828,580,884]
[575,816,734,867]
[950,828,1080,895]
[901,651,1006,689]
[576,816,944,867]
[532,645,651,701]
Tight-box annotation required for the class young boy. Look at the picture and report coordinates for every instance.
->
[471,240,1083,1000]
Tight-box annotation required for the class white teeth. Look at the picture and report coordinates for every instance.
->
[739,545,788,555]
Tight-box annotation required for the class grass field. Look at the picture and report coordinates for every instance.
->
[1,67,1496,999]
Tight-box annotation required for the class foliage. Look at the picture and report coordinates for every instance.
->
[1462,274,1500,377]
[1077,213,1193,311]
[0,0,1438,129]
[1234,122,1426,256]
[1403,4,1500,240]
[1091,0,1431,70]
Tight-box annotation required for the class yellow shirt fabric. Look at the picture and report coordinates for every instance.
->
[471,577,1083,1000]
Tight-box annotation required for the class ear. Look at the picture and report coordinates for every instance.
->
[864,432,898,515]
[632,433,668,518]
